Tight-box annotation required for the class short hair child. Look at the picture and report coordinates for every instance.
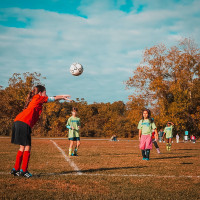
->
[163,122,174,151]
[66,107,81,156]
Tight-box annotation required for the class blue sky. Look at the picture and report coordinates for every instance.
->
[0,0,200,104]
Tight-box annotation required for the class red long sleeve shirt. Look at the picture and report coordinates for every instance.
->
[14,94,48,128]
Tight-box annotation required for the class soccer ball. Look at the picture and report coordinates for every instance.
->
[70,63,83,76]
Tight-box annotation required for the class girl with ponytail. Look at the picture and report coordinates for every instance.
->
[11,85,71,178]
[137,109,158,161]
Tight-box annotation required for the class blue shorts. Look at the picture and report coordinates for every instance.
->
[68,137,80,141]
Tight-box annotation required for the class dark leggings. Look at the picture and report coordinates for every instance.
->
[141,149,150,159]
[153,140,159,149]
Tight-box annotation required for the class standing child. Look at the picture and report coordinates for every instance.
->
[138,109,158,160]
[163,122,174,151]
[66,107,81,156]
[11,85,71,178]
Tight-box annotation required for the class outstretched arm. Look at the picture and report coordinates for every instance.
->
[54,95,72,101]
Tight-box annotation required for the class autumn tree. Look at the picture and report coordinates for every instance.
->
[126,38,200,136]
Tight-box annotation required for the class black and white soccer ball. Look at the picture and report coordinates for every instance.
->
[70,63,83,76]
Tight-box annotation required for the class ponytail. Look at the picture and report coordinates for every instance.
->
[24,85,46,109]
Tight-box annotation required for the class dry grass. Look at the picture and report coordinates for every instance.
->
[0,137,200,199]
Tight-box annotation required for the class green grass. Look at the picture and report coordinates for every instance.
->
[0,138,200,199]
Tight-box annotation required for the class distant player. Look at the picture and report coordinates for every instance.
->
[163,122,174,151]
[11,85,71,178]
[176,134,180,143]
[138,109,158,160]
[190,135,196,143]
[66,107,81,156]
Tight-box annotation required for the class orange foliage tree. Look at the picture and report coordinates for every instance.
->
[126,38,200,136]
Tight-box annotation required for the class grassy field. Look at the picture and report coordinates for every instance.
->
[0,137,200,200]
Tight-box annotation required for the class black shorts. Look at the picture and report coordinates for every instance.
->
[68,137,80,141]
[11,121,32,146]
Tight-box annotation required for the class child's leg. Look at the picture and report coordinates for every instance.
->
[153,141,160,153]
[21,146,31,172]
[166,138,169,150]
[13,145,25,171]
[69,140,74,156]
[153,141,159,149]
[145,149,150,160]
[168,138,172,151]
[74,140,81,155]
[141,150,146,159]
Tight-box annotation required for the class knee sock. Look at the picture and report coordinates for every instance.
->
[145,149,150,159]
[141,150,146,158]
[169,143,172,150]
[14,150,24,171]
[166,143,169,150]
[74,147,78,154]
[69,148,73,156]
[21,151,30,172]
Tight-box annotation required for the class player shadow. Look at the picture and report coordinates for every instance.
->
[176,149,200,151]
[74,165,147,173]
[104,153,138,156]
[151,155,192,160]
[181,162,193,165]
[36,166,147,177]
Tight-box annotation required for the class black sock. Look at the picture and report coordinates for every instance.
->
[141,150,146,158]
[145,149,150,159]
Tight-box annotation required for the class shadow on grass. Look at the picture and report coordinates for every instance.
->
[181,162,193,164]
[36,166,147,177]
[176,149,200,151]
[152,155,192,160]
[104,153,138,156]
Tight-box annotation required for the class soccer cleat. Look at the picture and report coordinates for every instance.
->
[145,158,150,161]
[73,152,78,156]
[19,169,32,178]
[10,168,20,176]
[142,157,146,160]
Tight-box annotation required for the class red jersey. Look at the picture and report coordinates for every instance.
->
[14,94,48,128]
[152,131,155,139]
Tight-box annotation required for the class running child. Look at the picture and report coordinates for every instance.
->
[66,107,81,156]
[163,122,174,151]
[138,109,158,160]
[11,85,71,178]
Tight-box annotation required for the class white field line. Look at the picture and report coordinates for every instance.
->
[50,140,82,175]
[1,171,199,179]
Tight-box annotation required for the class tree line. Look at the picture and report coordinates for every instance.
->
[0,38,199,138]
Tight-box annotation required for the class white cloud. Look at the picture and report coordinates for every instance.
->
[0,0,200,103]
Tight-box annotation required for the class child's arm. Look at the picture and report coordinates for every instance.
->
[139,129,142,140]
[66,119,72,129]
[162,132,166,140]
[54,95,71,101]
[154,129,158,141]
